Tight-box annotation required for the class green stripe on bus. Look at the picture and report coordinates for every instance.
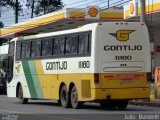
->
[28,61,43,98]
[17,36,25,41]
[17,35,37,41]
[22,61,37,98]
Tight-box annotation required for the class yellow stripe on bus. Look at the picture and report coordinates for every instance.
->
[35,60,58,99]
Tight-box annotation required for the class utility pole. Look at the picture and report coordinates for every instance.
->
[140,0,146,24]
[108,0,109,8]
[15,0,19,23]
[31,0,35,18]
[0,0,2,38]
[0,0,1,18]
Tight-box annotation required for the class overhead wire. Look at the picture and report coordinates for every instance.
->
[2,0,111,26]
[1,0,118,20]
[3,0,128,28]
[1,0,91,19]
[2,0,131,28]
[0,0,88,19]
[149,0,153,29]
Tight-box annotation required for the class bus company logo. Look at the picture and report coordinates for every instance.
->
[109,30,135,41]
[16,64,21,73]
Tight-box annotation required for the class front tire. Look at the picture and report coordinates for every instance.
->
[18,85,28,104]
[71,86,82,109]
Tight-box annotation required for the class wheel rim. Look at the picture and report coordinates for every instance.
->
[62,89,67,103]
[61,86,68,107]
[71,87,78,105]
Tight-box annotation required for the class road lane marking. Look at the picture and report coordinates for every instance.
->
[0,109,31,114]
[36,114,80,120]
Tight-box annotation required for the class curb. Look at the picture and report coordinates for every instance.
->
[129,101,160,107]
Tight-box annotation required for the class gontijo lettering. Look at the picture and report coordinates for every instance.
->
[104,45,142,51]
[46,61,67,70]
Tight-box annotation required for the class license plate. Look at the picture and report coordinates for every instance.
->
[122,79,132,83]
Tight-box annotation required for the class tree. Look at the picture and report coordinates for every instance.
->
[14,0,22,23]
[1,0,22,23]
[26,0,36,18]
[0,22,4,28]
[1,0,13,6]
[0,22,7,46]
[34,0,63,15]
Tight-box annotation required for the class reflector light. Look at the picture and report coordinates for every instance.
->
[104,74,144,79]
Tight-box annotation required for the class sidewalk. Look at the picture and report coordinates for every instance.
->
[129,99,160,107]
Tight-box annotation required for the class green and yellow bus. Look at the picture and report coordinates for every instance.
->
[6,22,151,109]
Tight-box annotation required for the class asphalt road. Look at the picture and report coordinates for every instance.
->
[0,95,160,120]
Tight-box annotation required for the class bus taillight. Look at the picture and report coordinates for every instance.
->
[94,73,99,84]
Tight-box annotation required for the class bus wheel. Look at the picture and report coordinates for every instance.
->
[57,100,61,106]
[18,85,28,104]
[71,86,82,109]
[117,101,128,109]
[60,85,70,108]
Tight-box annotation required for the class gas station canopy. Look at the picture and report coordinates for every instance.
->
[124,0,160,29]
[0,6,123,38]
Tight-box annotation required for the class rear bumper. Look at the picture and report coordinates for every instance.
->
[92,87,150,100]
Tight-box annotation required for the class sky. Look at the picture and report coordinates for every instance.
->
[0,0,125,27]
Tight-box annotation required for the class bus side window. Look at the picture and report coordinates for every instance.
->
[70,34,78,55]
[88,32,91,54]
[42,38,53,57]
[78,32,91,55]
[53,37,60,56]
[65,35,72,55]
[16,42,21,59]
[78,33,85,54]
[31,41,36,58]
[46,38,53,56]
[25,42,31,58]
[78,33,90,55]
[21,42,26,58]
[84,32,91,54]
[59,36,65,55]
[8,42,15,56]
[42,39,47,57]
[35,40,42,57]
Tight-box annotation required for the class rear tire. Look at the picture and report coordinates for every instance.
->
[57,100,61,105]
[117,101,128,109]
[18,85,28,104]
[60,85,70,108]
[71,86,82,109]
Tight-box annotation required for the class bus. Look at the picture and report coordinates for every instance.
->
[0,44,8,95]
[6,22,151,109]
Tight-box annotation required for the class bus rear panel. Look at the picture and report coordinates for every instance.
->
[92,22,151,101]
